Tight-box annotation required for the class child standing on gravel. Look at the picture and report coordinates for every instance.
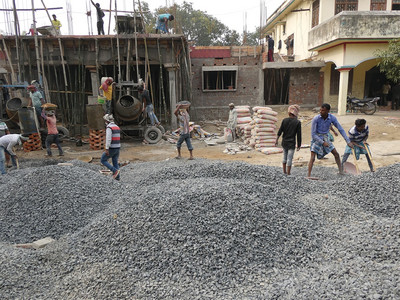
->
[276,105,302,175]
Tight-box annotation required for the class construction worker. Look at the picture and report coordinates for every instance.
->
[99,78,114,114]
[101,114,121,180]
[0,134,28,174]
[0,118,11,168]
[307,103,353,178]
[43,110,64,157]
[174,104,194,160]
[155,13,174,34]
[91,0,105,35]
[139,85,160,126]
[227,103,237,141]
[51,14,62,35]
[27,85,45,128]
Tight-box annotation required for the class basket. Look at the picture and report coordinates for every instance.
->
[98,96,107,104]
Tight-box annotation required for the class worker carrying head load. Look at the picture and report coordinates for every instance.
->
[155,13,174,34]
[0,134,28,174]
[99,78,115,114]
[43,110,64,157]
[101,114,121,180]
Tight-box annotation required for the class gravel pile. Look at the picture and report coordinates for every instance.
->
[0,159,399,299]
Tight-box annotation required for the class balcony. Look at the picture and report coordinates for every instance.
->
[308,11,400,51]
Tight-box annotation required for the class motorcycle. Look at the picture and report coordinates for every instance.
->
[346,95,379,115]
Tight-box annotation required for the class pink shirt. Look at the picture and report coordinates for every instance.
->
[46,115,58,135]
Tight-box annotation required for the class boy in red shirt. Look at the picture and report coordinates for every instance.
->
[43,110,64,157]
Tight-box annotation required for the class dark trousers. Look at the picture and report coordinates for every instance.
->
[45,134,63,156]
[97,21,105,35]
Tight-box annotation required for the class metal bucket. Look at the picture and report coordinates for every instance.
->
[86,104,106,130]
[114,95,142,121]
[6,97,29,123]
[18,107,39,134]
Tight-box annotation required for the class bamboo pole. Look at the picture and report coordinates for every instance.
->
[12,0,21,80]
[157,39,167,122]
[108,0,112,35]
[40,39,50,101]
[40,0,68,87]
[115,0,121,83]
[133,0,140,82]
[31,0,42,83]
[1,39,17,83]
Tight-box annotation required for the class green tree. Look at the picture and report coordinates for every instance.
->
[154,1,241,46]
[134,1,154,33]
[375,39,400,82]
[245,27,263,46]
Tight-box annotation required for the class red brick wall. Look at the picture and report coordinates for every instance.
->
[289,68,323,106]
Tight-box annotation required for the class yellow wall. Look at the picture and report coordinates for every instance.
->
[352,59,380,98]
[319,0,335,23]
[321,62,339,108]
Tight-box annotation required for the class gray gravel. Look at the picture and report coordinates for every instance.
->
[0,159,399,299]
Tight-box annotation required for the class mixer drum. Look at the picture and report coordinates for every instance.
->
[114,95,142,121]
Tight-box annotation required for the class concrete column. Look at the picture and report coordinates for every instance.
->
[167,67,178,129]
[337,68,351,116]
[90,70,99,97]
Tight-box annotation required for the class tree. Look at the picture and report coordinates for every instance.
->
[134,1,154,33]
[154,1,241,46]
[245,27,263,46]
[375,39,400,83]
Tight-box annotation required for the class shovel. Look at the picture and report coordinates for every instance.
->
[343,148,361,175]
[364,143,376,172]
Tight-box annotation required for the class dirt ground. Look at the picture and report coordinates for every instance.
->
[17,109,400,173]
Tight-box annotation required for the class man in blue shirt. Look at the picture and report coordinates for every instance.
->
[307,103,353,178]
[156,13,174,34]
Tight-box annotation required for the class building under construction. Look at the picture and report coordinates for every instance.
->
[0,19,191,136]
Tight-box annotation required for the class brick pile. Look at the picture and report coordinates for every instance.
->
[89,129,105,150]
[23,133,42,152]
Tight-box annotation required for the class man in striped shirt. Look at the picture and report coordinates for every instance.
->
[101,114,121,180]
[174,104,194,160]
[342,119,374,172]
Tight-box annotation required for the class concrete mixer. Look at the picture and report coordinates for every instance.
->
[112,83,165,144]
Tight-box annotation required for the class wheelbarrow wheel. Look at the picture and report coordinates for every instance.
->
[144,126,162,144]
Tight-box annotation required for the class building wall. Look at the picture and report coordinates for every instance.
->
[191,56,263,120]
[352,59,379,98]
[288,67,322,106]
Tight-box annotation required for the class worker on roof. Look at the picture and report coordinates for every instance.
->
[51,14,62,35]
[91,0,105,35]
[156,13,174,34]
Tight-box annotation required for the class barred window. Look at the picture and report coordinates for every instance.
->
[335,0,358,14]
[371,0,386,10]
[312,0,320,28]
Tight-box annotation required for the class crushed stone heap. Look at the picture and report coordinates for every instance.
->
[0,160,399,299]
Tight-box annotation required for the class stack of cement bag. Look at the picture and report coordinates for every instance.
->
[249,106,283,155]
[235,106,252,139]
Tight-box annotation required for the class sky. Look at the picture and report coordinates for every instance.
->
[0,0,284,36]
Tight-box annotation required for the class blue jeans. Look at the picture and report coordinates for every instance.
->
[146,104,159,126]
[177,133,193,150]
[45,134,63,156]
[101,148,120,177]
[0,146,6,174]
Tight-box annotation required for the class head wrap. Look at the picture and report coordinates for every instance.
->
[27,85,36,91]
[103,114,114,123]
[288,104,300,117]
[229,103,234,107]
[101,78,113,92]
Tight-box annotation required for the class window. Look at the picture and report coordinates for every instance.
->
[393,0,400,10]
[335,0,358,14]
[312,0,320,28]
[330,64,353,95]
[202,66,238,91]
[371,0,386,10]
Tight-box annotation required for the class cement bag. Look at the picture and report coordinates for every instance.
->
[258,114,278,122]
[253,106,272,112]
[237,117,252,124]
[255,137,277,142]
[255,143,276,148]
[236,105,251,110]
[253,118,276,124]
[254,127,275,132]
[255,133,277,139]
[260,147,283,155]
[224,128,233,142]
[236,108,250,113]
[257,109,278,116]
[237,112,251,118]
